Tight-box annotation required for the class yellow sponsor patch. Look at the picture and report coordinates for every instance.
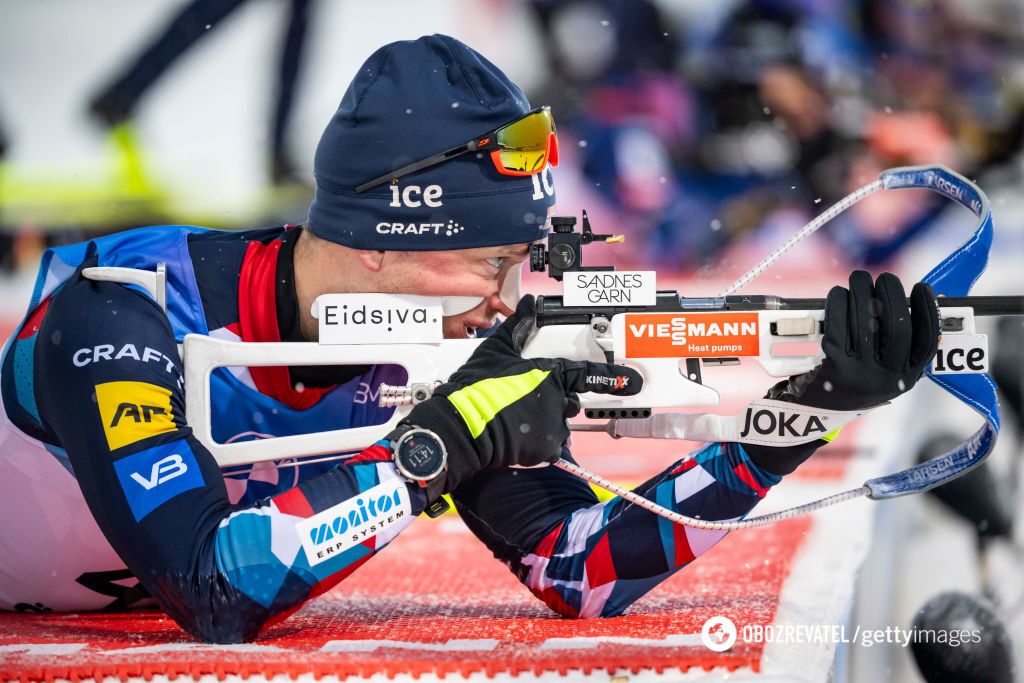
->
[95,381,176,450]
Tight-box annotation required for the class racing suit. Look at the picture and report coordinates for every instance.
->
[0,224,780,641]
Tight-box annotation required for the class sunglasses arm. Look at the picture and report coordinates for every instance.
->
[354,143,474,192]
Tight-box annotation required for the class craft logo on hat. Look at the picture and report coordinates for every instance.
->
[375,218,466,238]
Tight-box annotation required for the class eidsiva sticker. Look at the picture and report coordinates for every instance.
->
[932,333,989,375]
[313,294,443,345]
[95,381,176,450]
[623,312,760,358]
[562,271,657,306]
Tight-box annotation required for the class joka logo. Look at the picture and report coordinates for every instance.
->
[740,408,828,439]
[113,443,204,521]
[95,381,176,450]
[296,479,412,566]
[111,403,167,427]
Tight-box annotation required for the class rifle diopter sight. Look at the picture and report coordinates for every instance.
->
[529,210,624,281]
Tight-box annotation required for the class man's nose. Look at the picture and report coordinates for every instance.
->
[488,292,515,317]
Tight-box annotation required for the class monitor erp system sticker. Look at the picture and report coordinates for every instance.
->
[623,312,761,358]
[295,478,412,566]
[113,442,205,521]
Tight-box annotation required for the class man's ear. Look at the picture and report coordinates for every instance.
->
[354,250,386,272]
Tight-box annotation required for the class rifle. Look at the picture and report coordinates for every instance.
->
[88,165,1022,529]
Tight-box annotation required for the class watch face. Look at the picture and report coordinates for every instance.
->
[398,431,444,480]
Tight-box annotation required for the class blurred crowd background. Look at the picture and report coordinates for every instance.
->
[534,0,1024,268]
[0,0,1022,274]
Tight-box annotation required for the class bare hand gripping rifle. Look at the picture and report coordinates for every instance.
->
[86,165,1023,530]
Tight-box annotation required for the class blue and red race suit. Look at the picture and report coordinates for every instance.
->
[0,225,780,642]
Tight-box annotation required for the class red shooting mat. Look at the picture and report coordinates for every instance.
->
[0,407,848,682]
[0,516,812,681]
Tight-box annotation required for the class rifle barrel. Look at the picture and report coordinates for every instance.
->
[534,293,1024,325]
[777,295,1024,316]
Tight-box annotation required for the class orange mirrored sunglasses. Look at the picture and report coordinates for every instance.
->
[355,106,558,193]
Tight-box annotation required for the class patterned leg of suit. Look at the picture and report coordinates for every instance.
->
[451,442,779,617]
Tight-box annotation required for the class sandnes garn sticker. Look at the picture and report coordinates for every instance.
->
[623,312,760,358]
[562,271,657,306]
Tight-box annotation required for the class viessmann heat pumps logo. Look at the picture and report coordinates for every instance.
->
[623,312,760,358]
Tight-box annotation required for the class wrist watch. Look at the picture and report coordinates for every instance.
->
[387,424,451,518]
[388,424,448,485]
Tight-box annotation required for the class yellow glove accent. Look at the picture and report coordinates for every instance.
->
[821,427,843,443]
[447,368,550,438]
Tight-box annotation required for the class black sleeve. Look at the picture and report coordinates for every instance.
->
[34,266,426,642]
[34,268,248,637]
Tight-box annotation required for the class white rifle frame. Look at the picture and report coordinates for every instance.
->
[180,307,860,468]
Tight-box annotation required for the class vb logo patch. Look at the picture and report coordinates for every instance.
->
[113,442,204,521]
[95,381,176,450]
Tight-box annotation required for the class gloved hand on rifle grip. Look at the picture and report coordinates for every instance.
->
[398,295,643,501]
[769,270,940,410]
[745,270,940,475]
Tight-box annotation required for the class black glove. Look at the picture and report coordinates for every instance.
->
[745,271,940,475]
[769,270,940,410]
[397,295,643,501]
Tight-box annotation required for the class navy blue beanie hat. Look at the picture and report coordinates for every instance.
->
[308,35,556,251]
